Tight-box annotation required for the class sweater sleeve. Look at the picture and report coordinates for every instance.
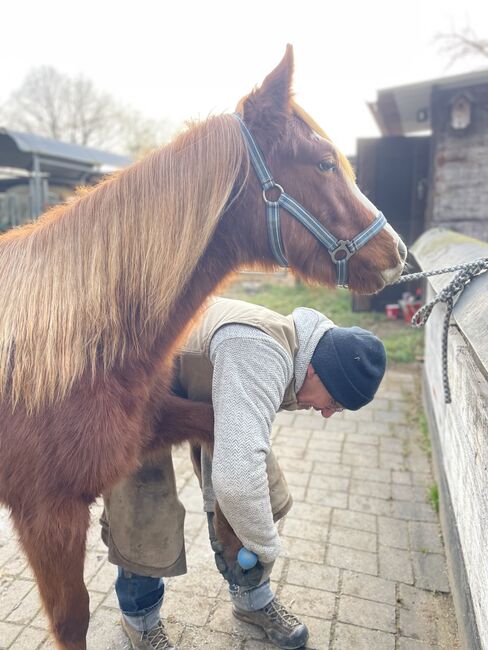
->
[209,328,293,563]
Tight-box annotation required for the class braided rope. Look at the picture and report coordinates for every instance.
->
[391,257,488,403]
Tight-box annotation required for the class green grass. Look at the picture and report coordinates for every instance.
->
[223,281,424,363]
[428,484,440,513]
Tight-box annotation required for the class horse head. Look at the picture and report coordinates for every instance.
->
[235,44,407,294]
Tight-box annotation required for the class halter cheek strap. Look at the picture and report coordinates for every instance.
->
[234,113,387,287]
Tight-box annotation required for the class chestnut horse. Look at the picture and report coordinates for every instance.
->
[0,46,406,649]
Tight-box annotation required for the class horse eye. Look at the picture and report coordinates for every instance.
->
[318,160,337,173]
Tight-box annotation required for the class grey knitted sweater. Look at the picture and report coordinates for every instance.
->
[202,307,334,563]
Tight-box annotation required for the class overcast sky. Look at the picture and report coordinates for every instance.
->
[2,0,488,154]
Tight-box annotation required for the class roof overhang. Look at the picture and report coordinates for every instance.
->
[369,68,488,136]
[0,128,131,181]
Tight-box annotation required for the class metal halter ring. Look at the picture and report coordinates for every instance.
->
[330,240,356,262]
[262,183,284,205]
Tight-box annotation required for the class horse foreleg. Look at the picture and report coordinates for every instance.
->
[213,501,242,566]
[12,499,90,650]
[150,393,214,448]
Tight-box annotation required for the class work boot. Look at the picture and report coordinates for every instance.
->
[233,598,309,649]
[121,617,176,650]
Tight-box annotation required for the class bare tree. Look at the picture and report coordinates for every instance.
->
[0,66,173,155]
[436,26,488,67]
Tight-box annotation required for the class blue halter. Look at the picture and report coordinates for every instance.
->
[234,113,387,287]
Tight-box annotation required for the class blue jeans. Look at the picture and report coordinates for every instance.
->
[116,567,274,632]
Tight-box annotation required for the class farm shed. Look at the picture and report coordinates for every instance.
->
[0,128,131,229]
[355,68,488,311]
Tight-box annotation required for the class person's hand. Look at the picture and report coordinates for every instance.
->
[206,512,273,587]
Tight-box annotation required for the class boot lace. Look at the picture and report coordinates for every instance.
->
[141,620,173,649]
[263,598,302,629]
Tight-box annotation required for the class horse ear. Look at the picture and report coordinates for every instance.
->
[242,44,294,143]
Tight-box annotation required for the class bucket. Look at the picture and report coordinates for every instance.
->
[385,304,400,320]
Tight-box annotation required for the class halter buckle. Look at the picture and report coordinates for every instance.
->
[262,183,284,205]
[330,240,356,262]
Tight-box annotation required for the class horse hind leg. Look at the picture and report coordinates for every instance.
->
[12,498,91,650]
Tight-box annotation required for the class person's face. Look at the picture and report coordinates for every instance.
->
[296,364,344,419]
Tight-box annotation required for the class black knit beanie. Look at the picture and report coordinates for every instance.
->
[310,326,386,411]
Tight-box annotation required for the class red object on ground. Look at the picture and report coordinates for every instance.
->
[385,304,400,319]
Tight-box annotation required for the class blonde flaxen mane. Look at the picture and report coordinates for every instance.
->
[0,114,247,412]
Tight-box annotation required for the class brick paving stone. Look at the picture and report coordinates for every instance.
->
[342,452,379,469]
[8,626,48,650]
[0,620,22,648]
[337,594,396,633]
[327,544,377,575]
[411,552,451,592]
[352,466,391,483]
[281,536,326,563]
[161,591,215,627]
[355,420,391,435]
[273,434,310,450]
[287,484,306,501]
[343,442,378,457]
[325,419,359,433]
[342,570,396,605]
[399,639,442,650]
[286,559,339,592]
[391,500,438,522]
[329,526,377,553]
[379,452,406,470]
[380,437,406,454]
[312,461,351,478]
[393,470,413,485]
[5,585,42,625]
[279,584,336,618]
[280,517,327,543]
[392,484,416,501]
[307,438,343,452]
[306,487,348,509]
[282,470,310,487]
[378,516,410,550]
[350,478,391,500]
[208,601,265,640]
[0,579,35,620]
[294,415,326,430]
[408,521,443,553]
[332,508,376,533]
[243,640,284,650]
[274,445,306,460]
[286,501,331,524]
[299,616,332,650]
[346,433,379,446]
[309,474,350,492]
[304,449,341,464]
[0,366,460,650]
[411,471,432,486]
[379,545,414,584]
[349,494,391,516]
[274,457,313,473]
[332,622,395,649]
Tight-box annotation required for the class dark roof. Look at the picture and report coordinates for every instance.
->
[369,68,488,136]
[0,128,131,179]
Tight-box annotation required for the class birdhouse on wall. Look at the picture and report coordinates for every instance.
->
[448,92,474,133]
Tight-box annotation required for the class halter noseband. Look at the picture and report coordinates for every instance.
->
[234,113,387,287]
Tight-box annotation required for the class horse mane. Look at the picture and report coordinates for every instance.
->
[0,114,247,412]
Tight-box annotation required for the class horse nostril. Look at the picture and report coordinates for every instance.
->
[397,238,407,259]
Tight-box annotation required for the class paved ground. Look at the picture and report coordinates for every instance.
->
[0,364,460,649]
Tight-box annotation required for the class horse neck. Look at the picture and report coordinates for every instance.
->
[141,188,272,364]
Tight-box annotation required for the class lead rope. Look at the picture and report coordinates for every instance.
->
[390,257,488,403]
